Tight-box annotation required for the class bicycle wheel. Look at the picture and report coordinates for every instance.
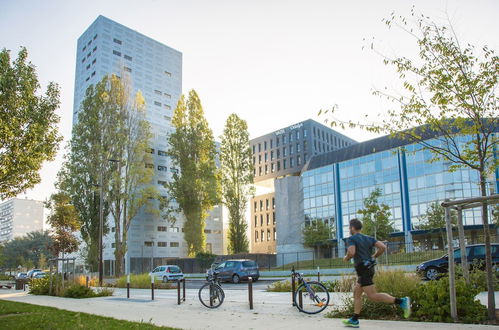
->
[198,283,225,308]
[294,281,330,314]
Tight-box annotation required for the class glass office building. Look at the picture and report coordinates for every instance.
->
[300,133,498,251]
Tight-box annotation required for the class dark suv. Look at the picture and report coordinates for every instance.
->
[416,243,499,280]
[206,259,260,283]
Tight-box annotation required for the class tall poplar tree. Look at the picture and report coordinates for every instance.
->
[167,90,220,256]
[220,114,253,253]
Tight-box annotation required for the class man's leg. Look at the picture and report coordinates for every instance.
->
[362,285,411,318]
[353,283,363,315]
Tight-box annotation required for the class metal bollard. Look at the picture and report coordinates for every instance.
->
[248,277,254,310]
[317,266,320,282]
[151,275,154,301]
[291,266,296,306]
[182,278,186,302]
[127,274,130,299]
[177,279,181,305]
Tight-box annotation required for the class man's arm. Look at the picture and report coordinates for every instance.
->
[343,245,356,262]
[373,241,386,258]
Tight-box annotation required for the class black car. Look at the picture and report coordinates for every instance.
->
[416,243,499,280]
[206,259,260,283]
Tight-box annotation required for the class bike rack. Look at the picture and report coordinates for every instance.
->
[291,266,303,309]
[177,278,186,305]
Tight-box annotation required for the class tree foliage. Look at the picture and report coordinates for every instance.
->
[415,201,457,248]
[220,114,254,254]
[167,90,220,256]
[0,231,54,269]
[357,188,394,241]
[302,220,332,248]
[0,47,62,199]
[45,192,81,256]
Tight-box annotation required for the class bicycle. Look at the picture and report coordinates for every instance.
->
[198,271,225,308]
[292,269,330,314]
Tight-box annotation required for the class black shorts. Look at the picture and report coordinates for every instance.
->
[355,264,375,287]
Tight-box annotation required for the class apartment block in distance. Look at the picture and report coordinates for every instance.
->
[0,198,44,243]
[74,16,223,274]
[250,119,357,253]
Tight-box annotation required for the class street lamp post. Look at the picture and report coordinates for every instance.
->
[98,158,120,287]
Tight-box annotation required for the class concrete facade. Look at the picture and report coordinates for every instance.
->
[0,198,44,243]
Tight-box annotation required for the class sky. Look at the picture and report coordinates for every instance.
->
[1,0,498,206]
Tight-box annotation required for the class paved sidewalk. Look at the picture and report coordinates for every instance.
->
[0,288,496,329]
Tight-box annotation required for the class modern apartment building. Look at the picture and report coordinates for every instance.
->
[74,16,223,274]
[250,119,357,253]
[0,198,44,243]
[276,130,499,264]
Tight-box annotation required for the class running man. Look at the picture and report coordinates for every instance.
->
[342,218,411,328]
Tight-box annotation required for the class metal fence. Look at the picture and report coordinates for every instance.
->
[275,235,496,271]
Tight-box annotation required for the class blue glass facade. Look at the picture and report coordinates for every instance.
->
[302,137,497,241]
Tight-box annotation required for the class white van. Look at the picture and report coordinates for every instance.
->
[149,265,184,282]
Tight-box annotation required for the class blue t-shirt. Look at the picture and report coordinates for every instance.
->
[347,233,377,266]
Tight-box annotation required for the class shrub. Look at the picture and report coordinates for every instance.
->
[326,269,419,320]
[411,276,487,323]
[75,275,98,287]
[29,276,51,295]
[95,287,114,297]
[323,276,357,292]
[63,284,95,298]
[115,273,175,289]
[267,280,292,292]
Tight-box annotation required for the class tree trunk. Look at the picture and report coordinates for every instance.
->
[479,172,496,321]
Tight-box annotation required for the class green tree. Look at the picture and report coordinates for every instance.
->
[105,76,158,276]
[302,220,332,258]
[45,192,81,258]
[220,114,254,254]
[322,11,498,319]
[0,47,62,199]
[416,201,457,249]
[167,90,220,256]
[357,188,394,241]
[38,253,47,270]
[1,231,54,269]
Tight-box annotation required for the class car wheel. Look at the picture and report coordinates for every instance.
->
[425,267,440,280]
[163,276,168,283]
[232,274,240,284]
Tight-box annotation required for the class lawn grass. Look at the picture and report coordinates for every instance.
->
[0,299,178,329]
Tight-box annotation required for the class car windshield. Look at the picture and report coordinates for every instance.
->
[242,261,257,268]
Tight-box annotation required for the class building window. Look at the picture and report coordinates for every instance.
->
[283,147,287,157]
[258,143,261,152]
[261,230,264,242]
[253,157,256,165]
[273,212,276,224]
[283,135,287,144]
[272,198,275,209]
[264,141,267,150]
[267,229,271,241]
[92,59,96,65]
[283,159,287,169]
[266,199,269,210]
[82,46,86,52]
[164,71,172,77]
[258,166,262,176]
[266,214,270,225]
[303,140,308,151]
[277,149,280,159]
[204,229,212,234]
[254,201,257,211]
[154,101,161,106]
[296,131,300,140]
[297,155,301,166]
[273,228,276,240]
[170,242,179,247]
[164,104,171,110]
[304,153,308,163]
[169,227,180,233]
[265,165,268,174]
[113,38,122,45]
[158,150,167,156]
[258,155,261,164]
[289,132,293,142]
[290,145,294,154]
[271,163,275,172]
[297,143,301,153]
[260,215,263,226]
[260,200,263,211]
[144,241,154,247]
[113,50,121,57]
[145,163,154,169]
[170,167,179,174]
[157,242,167,247]
[270,139,273,148]
[264,153,268,162]
[157,226,167,232]
[124,54,132,61]
[124,66,132,72]
[93,34,98,40]
[158,180,167,186]
[91,71,95,77]
[164,93,171,98]
[255,231,258,242]
[276,137,280,146]
[254,216,257,227]
[86,64,91,70]
[270,151,274,160]
[93,46,97,52]
[157,165,167,171]
[277,161,281,171]
[290,157,294,167]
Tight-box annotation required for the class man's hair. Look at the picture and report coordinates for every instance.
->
[349,218,362,231]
